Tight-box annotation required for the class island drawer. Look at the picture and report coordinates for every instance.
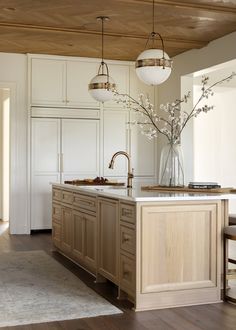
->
[52,203,61,223]
[73,193,97,212]
[61,190,73,205]
[52,188,62,202]
[120,203,135,224]
[120,253,135,295]
[120,225,135,255]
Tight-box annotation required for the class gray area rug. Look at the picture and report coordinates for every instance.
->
[0,250,121,327]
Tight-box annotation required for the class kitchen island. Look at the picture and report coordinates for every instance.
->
[51,183,232,311]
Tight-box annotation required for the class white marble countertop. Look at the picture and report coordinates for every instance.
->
[52,182,236,202]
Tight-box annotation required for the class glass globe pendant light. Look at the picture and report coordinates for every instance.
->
[89,16,116,102]
[135,0,173,85]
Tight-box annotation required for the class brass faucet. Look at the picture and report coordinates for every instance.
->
[108,151,134,188]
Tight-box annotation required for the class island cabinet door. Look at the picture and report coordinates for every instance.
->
[83,212,97,272]
[136,201,222,310]
[71,210,84,262]
[98,197,119,284]
[71,209,97,273]
[61,206,73,254]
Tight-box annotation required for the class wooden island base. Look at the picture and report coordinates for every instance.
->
[52,184,229,311]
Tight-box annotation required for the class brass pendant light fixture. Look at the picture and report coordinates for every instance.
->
[135,0,173,85]
[88,16,116,102]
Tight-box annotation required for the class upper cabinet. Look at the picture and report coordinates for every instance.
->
[129,66,155,105]
[30,57,100,109]
[103,63,130,109]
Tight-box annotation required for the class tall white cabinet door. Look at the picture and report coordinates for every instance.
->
[31,118,61,229]
[103,110,129,177]
[61,119,100,181]
[129,67,156,178]
[31,58,66,106]
[130,116,156,177]
[104,64,130,109]
[66,61,100,109]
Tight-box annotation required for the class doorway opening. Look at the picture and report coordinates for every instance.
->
[0,88,10,230]
[181,58,236,212]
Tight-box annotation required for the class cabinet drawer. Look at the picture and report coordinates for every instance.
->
[120,203,135,224]
[73,193,97,212]
[120,254,135,294]
[52,188,62,202]
[52,203,61,223]
[120,225,135,255]
[62,190,73,205]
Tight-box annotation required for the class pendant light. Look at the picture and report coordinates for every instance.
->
[135,0,173,85]
[89,16,116,102]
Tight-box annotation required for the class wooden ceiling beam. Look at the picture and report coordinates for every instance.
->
[116,0,236,15]
[0,22,207,49]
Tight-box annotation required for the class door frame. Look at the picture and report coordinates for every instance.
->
[0,82,19,232]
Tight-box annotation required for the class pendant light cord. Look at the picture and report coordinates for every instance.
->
[145,0,165,59]
[152,0,155,36]
[101,17,104,64]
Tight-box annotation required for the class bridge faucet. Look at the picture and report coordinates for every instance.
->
[108,151,134,188]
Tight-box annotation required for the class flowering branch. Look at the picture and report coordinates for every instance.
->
[114,72,235,144]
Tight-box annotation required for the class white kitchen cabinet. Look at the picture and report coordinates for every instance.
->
[130,113,156,177]
[31,58,66,107]
[103,63,130,109]
[103,109,130,177]
[31,118,61,229]
[30,57,100,108]
[31,117,100,230]
[129,66,157,178]
[61,119,100,181]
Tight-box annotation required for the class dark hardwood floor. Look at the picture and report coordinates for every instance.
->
[0,221,236,330]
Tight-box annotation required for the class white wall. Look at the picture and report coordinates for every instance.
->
[157,32,236,182]
[0,53,28,233]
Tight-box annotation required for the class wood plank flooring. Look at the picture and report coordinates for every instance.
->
[0,221,236,330]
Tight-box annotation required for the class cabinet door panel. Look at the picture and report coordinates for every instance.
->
[31,174,60,230]
[98,198,119,283]
[52,221,61,248]
[130,112,156,177]
[140,203,218,294]
[61,206,72,254]
[129,66,156,177]
[72,210,84,261]
[61,119,100,178]
[31,118,60,230]
[84,213,97,271]
[31,58,66,106]
[104,64,129,108]
[66,61,99,108]
[31,118,60,173]
[103,110,129,177]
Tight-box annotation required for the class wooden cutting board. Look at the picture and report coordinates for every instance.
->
[141,185,234,194]
[64,180,125,186]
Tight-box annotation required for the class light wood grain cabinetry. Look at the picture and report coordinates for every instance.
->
[52,185,227,311]
[72,200,97,273]
[119,202,136,298]
[98,197,119,284]
[61,205,73,254]
[52,187,97,274]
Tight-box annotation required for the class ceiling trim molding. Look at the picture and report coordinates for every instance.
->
[116,0,236,15]
[0,22,207,49]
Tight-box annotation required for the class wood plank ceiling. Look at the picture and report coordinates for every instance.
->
[0,0,235,61]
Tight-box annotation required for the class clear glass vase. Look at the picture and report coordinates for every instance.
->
[159,142,184,187]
